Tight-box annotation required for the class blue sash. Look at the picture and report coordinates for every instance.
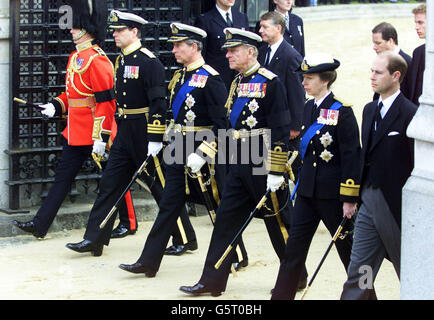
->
[229,74,267,128]
[172,68,209,122]
[290,101,343,200]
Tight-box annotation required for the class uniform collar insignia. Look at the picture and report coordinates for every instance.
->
[243,61,260,77]
[76,39,94,52]
[186,57,205,72]
[122,40,142,56]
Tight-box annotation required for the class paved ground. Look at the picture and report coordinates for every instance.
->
[1,10,421,301]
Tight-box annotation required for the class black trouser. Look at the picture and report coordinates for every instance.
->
[135,162,247,273]
[198,163,291,292]
[33,140,92,235]
[84,117,194,246]
[271,195,353,300]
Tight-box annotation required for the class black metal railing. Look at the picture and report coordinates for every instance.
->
[5,0,197,212]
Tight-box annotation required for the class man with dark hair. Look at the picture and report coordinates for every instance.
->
[371,22,411,100]
[195,0,249,90]
[407,4,426,106]
[12,0,117,239]
[66,10,194,256]
[341,51,417,300]
[117,23,229,277]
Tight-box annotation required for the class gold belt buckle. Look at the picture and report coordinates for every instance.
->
[173,124,182,133]
[233,130,240,140]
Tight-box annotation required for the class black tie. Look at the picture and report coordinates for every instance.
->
[375,102,383,131]
[226,13,233,27]
[311,102,318,122]
[264,46,272,66]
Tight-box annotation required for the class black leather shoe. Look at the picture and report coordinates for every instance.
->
[270,278,308,295]
[233,258,248,271]
[65,240,103,256]
[164,240,198,256]
[12,220,45,238]
[110,225,136,239]
[297,277,308,291]
[179,283,222,297]
[119,262,156,278]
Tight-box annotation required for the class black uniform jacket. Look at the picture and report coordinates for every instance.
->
[258,39,305,131]
[297,93,361,203]
[114,42,167,142]
[360,93,417,226]
[195,6,249,89]
[227,63,291,176]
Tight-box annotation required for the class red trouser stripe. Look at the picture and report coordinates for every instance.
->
[124,190,136,230]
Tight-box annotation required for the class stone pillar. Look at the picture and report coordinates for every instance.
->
[0,0,10,209]
[401,0,434,300]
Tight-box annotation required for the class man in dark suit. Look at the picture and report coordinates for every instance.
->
[407,4,426,106]
[195,0,249,89]
[341,51,417,300]
[371,22,411,101]
[272,0,305,58]
[258,11,307,290]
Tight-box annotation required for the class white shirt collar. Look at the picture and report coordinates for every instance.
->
[314,91,332,107]
[216,4,232,21]
[393,47,400,55]
[267,37,284,62]
[378,89,400,118]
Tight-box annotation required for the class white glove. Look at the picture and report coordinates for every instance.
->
[92,140,107,157]
[267,174,285,192]
[40,103,56,118]
[147,142,163,157]
[187,153,207,173]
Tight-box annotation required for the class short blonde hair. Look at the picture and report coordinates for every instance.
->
[412,4,426,15]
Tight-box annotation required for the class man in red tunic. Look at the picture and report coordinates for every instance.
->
[13,0,117,238]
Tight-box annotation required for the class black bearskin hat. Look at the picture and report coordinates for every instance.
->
[67,0,108,43]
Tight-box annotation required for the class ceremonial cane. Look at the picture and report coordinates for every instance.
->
[99,155,152,229]
[214,189,272,270]
[14,97,49,120]
[300,217,348,300]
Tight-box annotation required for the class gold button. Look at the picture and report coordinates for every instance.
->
[123,92,126,96]
[316,130,320,135]
[124,79,127,83]
[123,104,127,108]
[313,151,316,155]
[242,111,246,115]
[241,121,245,125]
[301,125,305,130]
[313,162,317,167]
[310,141,313,144]
[134,54,137,58]
[185,106,188,110]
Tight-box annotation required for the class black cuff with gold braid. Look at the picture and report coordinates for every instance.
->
[266,146,289,175]
[51,97,66,116]
[147,119,166,142]
[197,141,218,160]
[340,179,360,197]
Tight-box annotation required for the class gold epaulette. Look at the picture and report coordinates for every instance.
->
[334,97,352,107]
[92,46,107,56]
[202,64,219,76]
[140,47,156,58]
[168,69,182,91]
[266,146,289,173]
[340,179,360,197]
[258,67,277,80]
